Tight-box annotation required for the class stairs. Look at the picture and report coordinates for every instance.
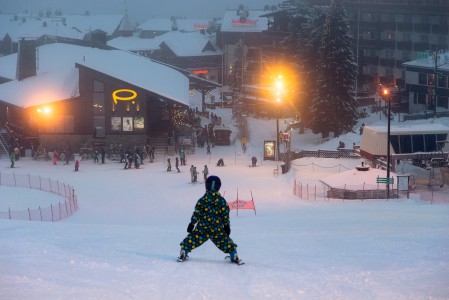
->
[147,133,169,156]
[0,127,11,159]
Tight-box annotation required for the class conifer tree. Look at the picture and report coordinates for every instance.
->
[229,39,244,92]
[310,0,357,137]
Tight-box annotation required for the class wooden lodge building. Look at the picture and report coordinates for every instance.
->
[0,40,205,156]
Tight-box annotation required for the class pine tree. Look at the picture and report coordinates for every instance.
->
[289,5,327,129]
[311,0,357,138]
[229,39,244,92]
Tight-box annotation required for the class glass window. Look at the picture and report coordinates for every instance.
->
[425,134,436,151]
[438,96,448,109]
[418,93,426,105]
[418,73,427,85]
[93,92,104,114]
[399,135,412,153]
[390,135,400,153]
[403,33,411,42]
[402,51,411,60]
[94,116,105,138]
[412,135,424,152]
[438,75,447,88]
[93,80,104,92]
[386,68,394,77]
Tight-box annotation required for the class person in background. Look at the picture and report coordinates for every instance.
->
[9,150,15,168]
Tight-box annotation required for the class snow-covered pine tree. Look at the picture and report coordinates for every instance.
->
[287,4,327,129]
[229,39,244,93]
[311,0,357,138]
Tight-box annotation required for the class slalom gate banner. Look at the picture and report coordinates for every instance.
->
[227,189,256,216]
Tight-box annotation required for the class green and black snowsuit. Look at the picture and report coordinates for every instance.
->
[180,191,237,253]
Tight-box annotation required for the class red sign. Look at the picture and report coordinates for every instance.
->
[227,189,256,216]
[192,69,209,75]
[232,19,258,26]
[194,24,209,30]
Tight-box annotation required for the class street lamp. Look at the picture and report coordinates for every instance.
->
[275,75,283,161]
[381,87,392,199]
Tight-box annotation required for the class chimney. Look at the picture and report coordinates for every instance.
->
[16,38,37,81]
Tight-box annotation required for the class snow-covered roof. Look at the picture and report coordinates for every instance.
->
[0,43,189,107]
[366,124,449,135]
[108,31,221,57]
[403,51,449,72]
[159,31,221,57]
[138,18,211,32]
[220,10,268,33]
[108,35,162,52]
[320,167,396,189]
[75,49,189,105]
[0,14,123,42]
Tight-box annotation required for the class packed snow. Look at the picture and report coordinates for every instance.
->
[1,100,449,299]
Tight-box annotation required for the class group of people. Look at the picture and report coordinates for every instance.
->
[187,164,209,183]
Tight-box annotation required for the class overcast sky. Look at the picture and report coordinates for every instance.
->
[0,0,278,23]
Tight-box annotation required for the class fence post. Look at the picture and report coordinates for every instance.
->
[65,200,69,217]
[28,174,31,188]
[362,183,365,201]
[28,208,31,221]
[306,184,309,200]
[51,204,54,222]
[59,202,61,220]
[57,181,60,196]
[39,206,42,221]
[293,179,296,196]
[314,185,316,201]
[39,175,42,190]
[13,172,16,186]
[8,207,11,219]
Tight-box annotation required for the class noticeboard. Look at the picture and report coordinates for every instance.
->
[264,140,276,160]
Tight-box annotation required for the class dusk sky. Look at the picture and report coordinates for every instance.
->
[0,0,278,22]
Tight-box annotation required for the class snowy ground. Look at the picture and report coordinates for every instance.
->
[1,104,449,299]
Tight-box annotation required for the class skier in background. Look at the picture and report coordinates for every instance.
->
[178,176,242,264]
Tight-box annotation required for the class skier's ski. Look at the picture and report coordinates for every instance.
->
[224,255,245,265]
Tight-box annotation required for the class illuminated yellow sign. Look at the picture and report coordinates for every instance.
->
[112,89,137,104]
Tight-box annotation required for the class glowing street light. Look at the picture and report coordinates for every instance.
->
[381,87,392,199]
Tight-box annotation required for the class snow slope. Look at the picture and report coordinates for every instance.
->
[1,106,449,300]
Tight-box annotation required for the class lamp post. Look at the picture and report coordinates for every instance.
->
[275,75,283,161]
[381,87,391,199]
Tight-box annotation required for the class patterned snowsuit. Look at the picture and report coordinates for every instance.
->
[180,191,237,254]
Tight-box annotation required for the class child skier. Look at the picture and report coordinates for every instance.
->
[178,175,242,264]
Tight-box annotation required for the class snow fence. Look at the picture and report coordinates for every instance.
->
[0,172,78,222]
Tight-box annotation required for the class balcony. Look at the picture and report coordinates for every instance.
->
[414,23,431,33]
[432,25,449,35]
[379,22,396,31]
[397,23,413,32]
[379,58,396,68]
[414,42,430,52]
[396,41,413,51]
[361,56,379,65]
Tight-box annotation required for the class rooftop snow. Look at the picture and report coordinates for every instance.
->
[0,43,189,107]
[366,124,449,134]
[0,14,123,42]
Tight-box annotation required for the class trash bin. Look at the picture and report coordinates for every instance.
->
[281,163,287,174]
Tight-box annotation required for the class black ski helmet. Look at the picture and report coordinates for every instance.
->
[205,175,221,191]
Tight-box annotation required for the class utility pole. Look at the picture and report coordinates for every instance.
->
[433,51,439,118]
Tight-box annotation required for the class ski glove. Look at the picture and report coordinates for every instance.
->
[224,224,231,236]
[187,223,195,233]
